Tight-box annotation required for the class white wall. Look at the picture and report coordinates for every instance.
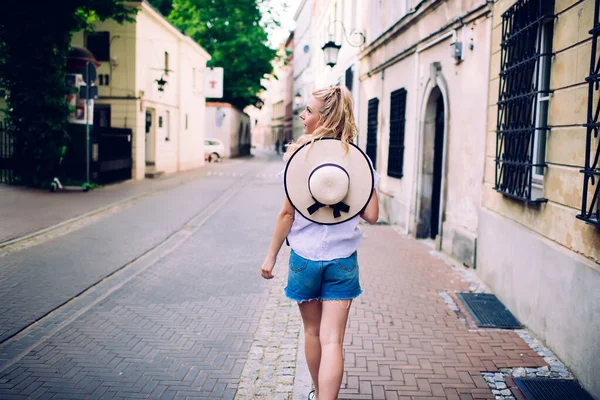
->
[478,209,600,399]
[72,19,144,178]
[358,1,491,267]
[178,37,209,171]
[205,104,250,158]
[136,5,183,175]
[293,0,315,139]
[73,2,210,179]
[250,77,276,151]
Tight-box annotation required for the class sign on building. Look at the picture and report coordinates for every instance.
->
[204,67,224,98]
[66,74,93,124]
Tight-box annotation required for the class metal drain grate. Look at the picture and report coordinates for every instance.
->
[515,378,594,400]
[456,292,521,328]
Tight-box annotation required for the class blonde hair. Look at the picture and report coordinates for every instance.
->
[283,86,357,160]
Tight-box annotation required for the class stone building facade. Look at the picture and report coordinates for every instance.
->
[477,0,600,397]
[72,1,211,179]
[358,0,492,268]
[292,0,315,139]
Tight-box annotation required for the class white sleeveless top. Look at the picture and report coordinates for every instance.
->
[279,164,380,261]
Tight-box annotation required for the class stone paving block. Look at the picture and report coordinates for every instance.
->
[0,157,286,399]
[332,226,547,400]
[0,156,560,400]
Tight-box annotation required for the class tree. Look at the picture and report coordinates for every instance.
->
[147,0,173,17]
[0,0,136,187]
[166,0,281,109]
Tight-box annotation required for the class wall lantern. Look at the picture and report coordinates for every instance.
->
[294,91,303,109]
[155,75,167,92]
[321,21,366,68]
[322,41,342,67]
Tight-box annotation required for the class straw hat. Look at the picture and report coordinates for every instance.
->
[284,138,374,225]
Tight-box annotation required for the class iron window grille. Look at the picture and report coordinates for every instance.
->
[387,88,407,179]
[495,0,555,203]
[577,0,600,228]
[366,98,379,168]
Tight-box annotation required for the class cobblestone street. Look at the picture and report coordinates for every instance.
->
[0,153,573,399]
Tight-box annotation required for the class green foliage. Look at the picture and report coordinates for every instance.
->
[147,0,174,17]
[0,0,136,187]
[167,0,281,109]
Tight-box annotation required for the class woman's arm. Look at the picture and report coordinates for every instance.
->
[360,189,379,224]
[261,197,295,279]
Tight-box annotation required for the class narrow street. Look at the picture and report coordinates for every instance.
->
[0,153,291,399]
[2,0,599,398]
[0,153,573,400]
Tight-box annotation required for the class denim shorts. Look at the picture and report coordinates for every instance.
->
[284,250,363,303]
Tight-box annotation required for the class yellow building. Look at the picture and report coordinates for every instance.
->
[72,0,211,180]
[478,0,600,397]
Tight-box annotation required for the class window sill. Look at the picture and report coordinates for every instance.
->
[576,214,600,229]
[387,172,403,180]
[495,189,547,205]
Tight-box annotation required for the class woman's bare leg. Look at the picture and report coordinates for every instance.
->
[318,300,352,400]
[299,301,323,398]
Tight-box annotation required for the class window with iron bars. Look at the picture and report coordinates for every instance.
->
[387,88,407,179]
[576,0,600,228]
[495,0,554,203]
[366,98,379,168]
[345,67,354,92]
[86,32,110,62]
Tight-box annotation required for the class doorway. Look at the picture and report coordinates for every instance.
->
[417,87,445,240]
[145,108,156,165]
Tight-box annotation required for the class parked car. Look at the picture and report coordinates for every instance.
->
[204,138,225,162]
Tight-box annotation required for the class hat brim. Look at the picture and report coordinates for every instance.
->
[284,138,374,225]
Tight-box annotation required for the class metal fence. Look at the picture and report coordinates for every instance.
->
[0,120,14,184]
[96,127,133,184]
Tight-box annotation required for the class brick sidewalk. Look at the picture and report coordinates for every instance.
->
[336,225,546,400]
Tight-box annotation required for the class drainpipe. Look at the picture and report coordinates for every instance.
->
[379,68,385,173]
[177,39,182,172]
[410,29,457,227]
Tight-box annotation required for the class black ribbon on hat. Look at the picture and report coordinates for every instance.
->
[306,163,351,219]
[307,197,350,218]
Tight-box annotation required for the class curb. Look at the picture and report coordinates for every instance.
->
[0,191,150,250]
[292,325,312,400]
[0,156,275,251]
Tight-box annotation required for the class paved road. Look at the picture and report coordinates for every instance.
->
[0,160,240,245]
[0,152,288,399]
[0,151,571,400]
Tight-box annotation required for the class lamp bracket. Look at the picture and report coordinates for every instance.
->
[327,20,366,47]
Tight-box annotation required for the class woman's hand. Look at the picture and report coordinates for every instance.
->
[261,257,276,279]
[261,198,295,280]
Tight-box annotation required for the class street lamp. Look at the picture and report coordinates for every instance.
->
[155,75,168,92]
[322,41,342,68]
[294,91,303,112]
[321,21,366,68]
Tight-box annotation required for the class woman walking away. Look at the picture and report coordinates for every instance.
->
[260,86,380,400]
